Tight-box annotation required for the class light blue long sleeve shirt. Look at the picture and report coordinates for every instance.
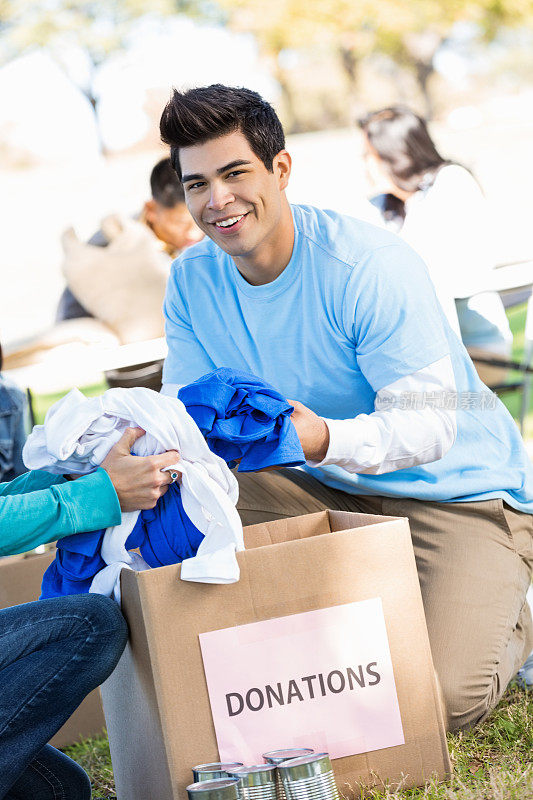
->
[163,203,533,513]
[0,468,121,557]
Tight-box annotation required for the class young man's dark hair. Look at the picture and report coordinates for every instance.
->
[160,84,285,180]
[150,157,186,207]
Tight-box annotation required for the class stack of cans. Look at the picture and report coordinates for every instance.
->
[262,749,314,800]
[193,764,244,782]
[227,764,277,800]
[277,753,338,800]
[187,777,241,800]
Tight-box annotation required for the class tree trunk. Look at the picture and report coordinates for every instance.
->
[274,61,301,134]
[402,31,442,121]
[338,44,360,123]
[414,58,434,120]
[80,88,108,156]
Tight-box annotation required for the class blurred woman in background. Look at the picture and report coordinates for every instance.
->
[359,106,512,386]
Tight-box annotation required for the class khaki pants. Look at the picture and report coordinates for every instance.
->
[236,468,533,732]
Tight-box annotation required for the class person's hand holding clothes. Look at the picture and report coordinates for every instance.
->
[287,400,330,463]
[100,427,179,511]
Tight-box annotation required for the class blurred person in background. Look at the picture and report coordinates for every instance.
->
[0,342,27,481]
[2,159,203,373]
[359,106,512,387]
[57,157,202,324]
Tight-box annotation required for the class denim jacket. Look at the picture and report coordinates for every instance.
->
[0,375,27,482]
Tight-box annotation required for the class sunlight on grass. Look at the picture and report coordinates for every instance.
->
[65,686,532,800]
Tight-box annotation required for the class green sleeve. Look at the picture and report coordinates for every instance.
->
[0,470,67,497]
[0,468,122,557]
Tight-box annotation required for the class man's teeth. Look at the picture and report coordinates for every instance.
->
[216,215,244,228]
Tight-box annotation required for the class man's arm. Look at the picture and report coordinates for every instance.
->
[291,356,457,473]
[0,428,179,557]
[162,259,215,388]
[290,240,458,474]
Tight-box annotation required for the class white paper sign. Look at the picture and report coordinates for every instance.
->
[199,598,404,763]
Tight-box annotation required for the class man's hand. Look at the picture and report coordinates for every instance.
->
[100,428,180,511]
[288,400,330,463]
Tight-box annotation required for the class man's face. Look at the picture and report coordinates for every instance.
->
[179,130,290,260]
[145,200,203,252]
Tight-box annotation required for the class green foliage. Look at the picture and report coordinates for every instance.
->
[217,0,533,117]
[1,0,178,65]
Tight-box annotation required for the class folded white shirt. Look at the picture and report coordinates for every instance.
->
[23,387,244,591]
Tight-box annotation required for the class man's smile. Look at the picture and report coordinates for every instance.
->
[208,212,250,233]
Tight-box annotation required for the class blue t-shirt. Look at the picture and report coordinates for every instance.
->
[163,204,533,513]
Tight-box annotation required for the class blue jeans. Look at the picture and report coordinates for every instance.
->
[0,594,128,799]
[0,375,27,482]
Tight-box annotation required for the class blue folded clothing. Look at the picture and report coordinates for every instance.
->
[178,368,305,471]
[40,484,203,599]
[41,368,304,599]
[135,485,204,568]
[40,530,106,598]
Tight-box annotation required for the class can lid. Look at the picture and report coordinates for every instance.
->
[262,748,314,764]
[277,753,332,779]
[227,765,276,786]
[193,763,244,772]
[187,777,240,800]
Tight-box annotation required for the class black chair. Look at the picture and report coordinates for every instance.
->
[104,359,164,392]
[471,291,533,434]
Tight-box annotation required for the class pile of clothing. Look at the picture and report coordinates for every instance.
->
[21,369,304,601]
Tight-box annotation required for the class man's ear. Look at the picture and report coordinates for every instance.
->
[144,199,157,223]
[274,150,292,190]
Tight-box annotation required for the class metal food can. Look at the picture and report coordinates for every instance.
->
[226,765,277,800]
[193,763,244,782]
[277,753,338,800]
[262,749,314,800]
[187,778,241,800]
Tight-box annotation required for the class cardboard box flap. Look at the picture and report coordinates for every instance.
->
[244,509,411,551]
[243,510,332,548]
[328,509,407,533]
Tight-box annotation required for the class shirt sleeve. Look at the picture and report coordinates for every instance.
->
[310,355,457,474]
[0,469,65,497]
[345,242,452,391]
[0,468,122,556]
[162,260,216,385]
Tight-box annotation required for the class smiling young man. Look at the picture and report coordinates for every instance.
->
[159,84,533,731]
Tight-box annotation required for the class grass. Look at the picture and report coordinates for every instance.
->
[65,735,116,799]
[500,301,533,439]
[30,380,108,426]
[65,684,532,799]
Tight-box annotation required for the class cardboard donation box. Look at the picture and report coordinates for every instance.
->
[102,511,451,799]
[0,551,106,747]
